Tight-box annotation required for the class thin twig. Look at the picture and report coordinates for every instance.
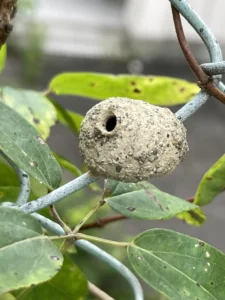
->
[171,5,225,104]
[81,215,127,230]
[88,281,115,300]
[73,200,105,233]
[50,204,71,234]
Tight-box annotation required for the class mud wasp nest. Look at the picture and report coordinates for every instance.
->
[79,97,188,182]
[0,0,17,46]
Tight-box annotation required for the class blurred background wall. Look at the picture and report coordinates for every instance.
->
[4,0,225,298]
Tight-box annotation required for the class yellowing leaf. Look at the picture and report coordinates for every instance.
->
[49,73,199,106]
[195,154,225,206]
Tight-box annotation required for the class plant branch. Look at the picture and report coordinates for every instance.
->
[19,172,98,213]
[0,150,30,205]
[171,5,225,104]
[73,199,105,233]
[31,213,144,300]
[88,281,114,300]
[50,233,129,248]
[50,204,71,234]
[81,214,127,230]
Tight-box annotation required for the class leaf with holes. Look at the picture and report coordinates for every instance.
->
[195,155,225,206]
[49,99,83,134]
[104,180,199,220]
[176,208,206,226]
[0,207,63,295]
[1,87,57,140]
[128,229,225,300]
[49,73,199,105]
[0,101,62,189]
[17,256,88,300]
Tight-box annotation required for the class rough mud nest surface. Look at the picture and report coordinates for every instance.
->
[79,97,188,182]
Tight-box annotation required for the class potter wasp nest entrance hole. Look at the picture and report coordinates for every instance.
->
[105,114,117,132]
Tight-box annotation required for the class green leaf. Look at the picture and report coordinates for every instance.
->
[1,87,57,140]
[49,72,199,105]
[0,101,62,189]
[176,208,206,226]
[49,99,83,134]
[0,207,63,295]
[0,45,7,74]
[104,180,199,220]
[0,294,15,300]
[0,186,20,203]
[195,155,225,206]
[0,159,19,187]
[128,229,225,300]
[17,256,88,300]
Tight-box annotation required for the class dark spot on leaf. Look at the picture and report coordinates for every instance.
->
[90,82,96,87]
[14,272,18,275]
[116,166,122,173]
[50,256,60,261]
[200,28,204,33]
[26,189,29,193]
[130,81,136,86]
[196,283,200,287]
[145,190,164,211]
[167,134,170,138]
[163,266,167,269]
[149,77,154,82]
[128,207,136,212]
[199,241,205,247]
[179,87,185,93]
[33,117,40,124]
[133,88,141,93]
[206,177,212,181]
[167,144,170,147]
[210,281,214,286]
[22,174,28,178]
[166,207,170,211]
[28,107,34,115]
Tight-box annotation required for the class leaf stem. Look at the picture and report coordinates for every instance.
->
[50,204,71,234]
[50,233,129,248]
[73,200,104,233]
